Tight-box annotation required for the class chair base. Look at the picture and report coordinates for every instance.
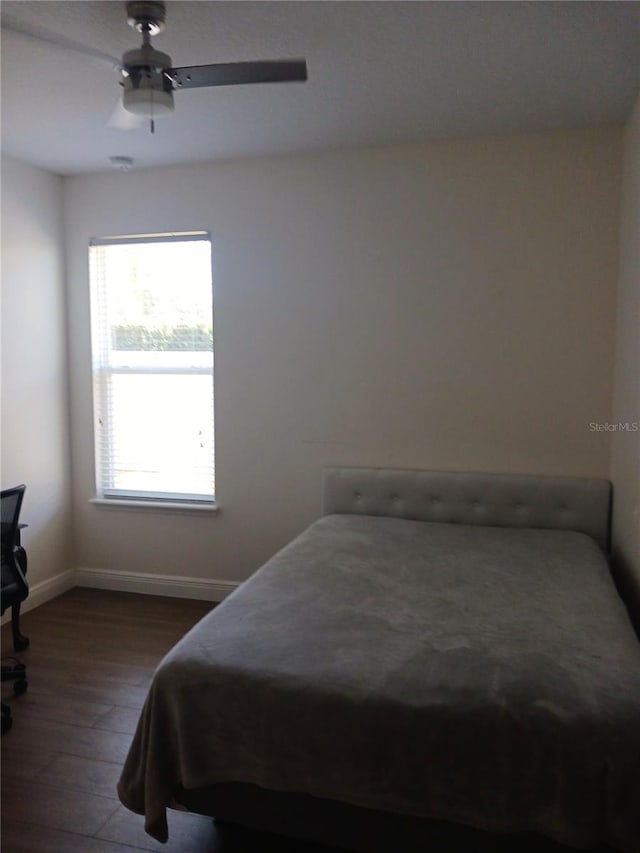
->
[2,660,27,685]
[1,659,28,734]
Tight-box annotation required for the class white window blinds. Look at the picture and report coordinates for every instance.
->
[89,233,215,504]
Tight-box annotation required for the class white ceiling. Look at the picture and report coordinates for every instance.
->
[2,1,639,176]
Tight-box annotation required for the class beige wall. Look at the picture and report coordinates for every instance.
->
[611,92,640,612]
[1,156,73,588]
[63,127,622,583]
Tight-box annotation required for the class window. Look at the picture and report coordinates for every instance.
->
[89,232,215,506]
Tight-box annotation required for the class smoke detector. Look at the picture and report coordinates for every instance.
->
[109,155,135,170]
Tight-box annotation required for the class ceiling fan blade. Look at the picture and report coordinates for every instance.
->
[108,98,146,131]
[167,59,307,90]
[1,15,122,70]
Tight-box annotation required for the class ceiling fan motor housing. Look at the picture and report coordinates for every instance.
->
[122,46,174,115]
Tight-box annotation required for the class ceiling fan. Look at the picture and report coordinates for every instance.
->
[2,0,308,132]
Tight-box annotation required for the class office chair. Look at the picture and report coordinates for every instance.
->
[1,484,29,734]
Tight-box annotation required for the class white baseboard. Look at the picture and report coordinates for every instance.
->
[75,567,239,602]
[1,568,76,624]
[1,567,239,625]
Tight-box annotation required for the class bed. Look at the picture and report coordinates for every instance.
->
[117,467,640,852]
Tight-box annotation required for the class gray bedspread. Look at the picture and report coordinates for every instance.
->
[118,515,640,849]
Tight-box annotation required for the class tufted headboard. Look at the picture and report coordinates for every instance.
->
[322,467,612,550]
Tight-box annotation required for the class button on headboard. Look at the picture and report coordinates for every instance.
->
[322,467,612,550]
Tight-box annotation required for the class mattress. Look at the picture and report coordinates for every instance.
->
[118,513,640,850]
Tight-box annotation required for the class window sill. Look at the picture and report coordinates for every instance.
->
[90,497,219,516]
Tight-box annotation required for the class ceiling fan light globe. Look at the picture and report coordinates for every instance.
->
[122,87,174,116]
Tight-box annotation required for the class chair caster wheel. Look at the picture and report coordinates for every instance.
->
[14,678,27,696]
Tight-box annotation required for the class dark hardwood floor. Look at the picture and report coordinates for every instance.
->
[1,588,615,853]
[0,588,335,853]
